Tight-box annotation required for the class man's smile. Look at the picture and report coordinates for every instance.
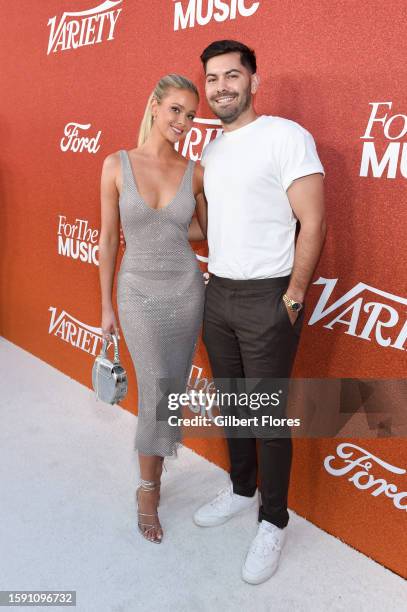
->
[214,94,237,105]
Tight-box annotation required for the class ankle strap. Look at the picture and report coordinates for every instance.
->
[138,478,158,491]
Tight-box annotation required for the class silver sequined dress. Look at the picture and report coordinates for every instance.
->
[117,150,205,456]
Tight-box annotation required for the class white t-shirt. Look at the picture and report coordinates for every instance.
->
[200,114,325,280]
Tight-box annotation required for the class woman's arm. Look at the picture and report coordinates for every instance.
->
[98,152,120,335]
[189,163,207,241]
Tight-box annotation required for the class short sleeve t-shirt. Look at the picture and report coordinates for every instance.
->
[200,115,325,280]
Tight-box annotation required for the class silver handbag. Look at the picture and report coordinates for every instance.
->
[92,333,128,404]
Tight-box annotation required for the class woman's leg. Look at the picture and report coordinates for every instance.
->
[137,453,164,542]
[155,456,165,503]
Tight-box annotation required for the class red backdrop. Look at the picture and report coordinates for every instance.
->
[1,1,406,577]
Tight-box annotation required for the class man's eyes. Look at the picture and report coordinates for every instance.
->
[207,74,238,83]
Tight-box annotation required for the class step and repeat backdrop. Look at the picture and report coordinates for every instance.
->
[1,1,406,577]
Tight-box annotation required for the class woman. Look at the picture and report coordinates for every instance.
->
[98,74,207,544]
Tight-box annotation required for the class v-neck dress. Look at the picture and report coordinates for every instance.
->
[116,150,205,457]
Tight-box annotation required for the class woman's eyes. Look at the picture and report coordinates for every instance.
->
[171,107,195,121]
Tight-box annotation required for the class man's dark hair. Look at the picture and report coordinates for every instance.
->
[200,40,257,74]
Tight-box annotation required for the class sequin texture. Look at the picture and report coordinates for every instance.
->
[116,150,205,456]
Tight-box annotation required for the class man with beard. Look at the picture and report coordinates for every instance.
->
[193,40,326,585]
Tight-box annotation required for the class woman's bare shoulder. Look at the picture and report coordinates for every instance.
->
[100,151,123,186]
[193,160,204,176]
[103,149,122,167]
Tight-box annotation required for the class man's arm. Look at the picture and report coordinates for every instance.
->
[285,173,326,321]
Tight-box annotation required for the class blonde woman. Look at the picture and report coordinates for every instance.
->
[98,75,207,543]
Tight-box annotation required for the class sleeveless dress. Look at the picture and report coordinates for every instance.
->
[116,150,205,457]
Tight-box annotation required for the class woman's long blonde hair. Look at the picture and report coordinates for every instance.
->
[137,74,199,147]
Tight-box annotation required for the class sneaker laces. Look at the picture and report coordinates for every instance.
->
[250,526,282,557]
[209,485,233,512]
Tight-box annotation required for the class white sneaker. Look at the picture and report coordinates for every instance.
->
[193,484,257,527]
[242,520,286,584]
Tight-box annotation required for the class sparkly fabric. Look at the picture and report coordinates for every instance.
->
[117,150,205,457]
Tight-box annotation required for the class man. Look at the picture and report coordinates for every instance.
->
[193,40,326,585]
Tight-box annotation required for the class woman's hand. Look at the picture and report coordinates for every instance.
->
[101,306,120,340]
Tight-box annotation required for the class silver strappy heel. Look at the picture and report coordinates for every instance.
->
[136,479,163,544]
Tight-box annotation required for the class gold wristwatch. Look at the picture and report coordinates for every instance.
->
[282,293,303,312]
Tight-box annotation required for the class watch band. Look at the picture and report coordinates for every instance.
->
[282,293,303,312]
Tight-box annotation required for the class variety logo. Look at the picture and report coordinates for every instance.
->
[173,0,260,31]
[175,117,223,160]
[49,307,105,356]
[308,278,407,351]
[360,102,407,178]
[57,215,99,266]
[324,443,406,511]
[47,0,123,55]
[60,122,102,154]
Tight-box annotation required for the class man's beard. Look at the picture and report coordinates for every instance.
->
[211,83,252,124]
